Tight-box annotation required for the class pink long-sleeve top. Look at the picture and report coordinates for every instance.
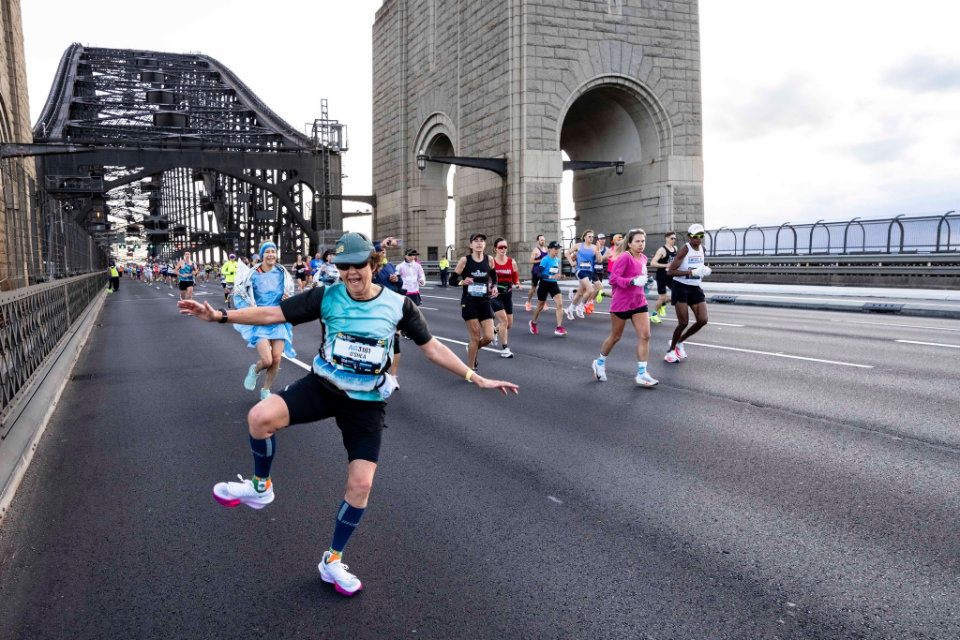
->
[608,251,648,312]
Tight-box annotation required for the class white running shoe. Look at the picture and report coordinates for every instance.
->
[565,305,575,320]
[676,343,688,359]
[664,349,680,363]
[500,347,514,358]
[575,305,585,319]
[568,290,575,301]
[243,364,260,390]
[213,474,274,509]
[491,334,499,348]
[319,551,363,596]
[635,371,659,387]
[592,359,607,382]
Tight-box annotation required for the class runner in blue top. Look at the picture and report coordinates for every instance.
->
[178,232,518,598]
[233,242,297,400]
[564,230,599,320]
[529,241,567,336]
[177,251,197,301]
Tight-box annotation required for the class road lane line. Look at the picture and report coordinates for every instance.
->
[418,306,438,310]
[434,335,503,354]
[658,317,745,327]
[839,319,960,333]
[547,496,563,504]
[283,354,312,370]
[685,341,873,368]
[895,339,960,349]
[422,294,461,301]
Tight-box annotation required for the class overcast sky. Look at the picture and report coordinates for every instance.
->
[21,0,960,231]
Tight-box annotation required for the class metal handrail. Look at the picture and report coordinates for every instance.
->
[936,210,957,252]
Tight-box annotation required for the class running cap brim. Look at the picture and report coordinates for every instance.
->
[332,232,375,264]
[688,223,705,235]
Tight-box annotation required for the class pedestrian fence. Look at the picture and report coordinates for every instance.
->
[703,211,958,257]
[0,273,103,429]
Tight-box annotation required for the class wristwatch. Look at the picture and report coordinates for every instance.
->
[218,308,229,323]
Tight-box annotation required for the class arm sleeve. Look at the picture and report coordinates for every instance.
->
[488,257,498,285]
[279,286,325,325]
[608,254,633,288]
[397,296,433,345]
[512,260,520,285]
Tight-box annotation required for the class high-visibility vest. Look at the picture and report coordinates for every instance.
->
[439,258,450,270]
[109,266,119,277]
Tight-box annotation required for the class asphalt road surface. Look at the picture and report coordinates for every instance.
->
[1,278,959,639]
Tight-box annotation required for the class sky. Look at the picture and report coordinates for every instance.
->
[20,0,960,234]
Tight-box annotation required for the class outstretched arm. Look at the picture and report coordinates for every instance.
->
[177,299,285,325]
[419,338,519,395]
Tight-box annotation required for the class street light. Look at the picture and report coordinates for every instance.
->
[416,149,507,178]
[563,157,625,175]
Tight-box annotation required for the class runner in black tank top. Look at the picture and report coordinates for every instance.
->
[525,234,548,311]
[650,231,678,322]
[454,233,499,371]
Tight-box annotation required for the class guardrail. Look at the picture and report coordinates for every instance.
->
[0,273,103,429]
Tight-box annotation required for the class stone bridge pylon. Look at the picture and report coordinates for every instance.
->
[373,0,703,259]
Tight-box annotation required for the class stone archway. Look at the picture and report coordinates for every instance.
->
[558,75,700,239]
[409,112,458,261]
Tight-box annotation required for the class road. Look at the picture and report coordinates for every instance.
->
[1,278,959,639]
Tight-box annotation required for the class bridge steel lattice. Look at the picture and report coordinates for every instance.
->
[28,44,346,262]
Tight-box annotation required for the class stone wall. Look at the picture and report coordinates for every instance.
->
[0,0,38,290]
[373,0,703,262]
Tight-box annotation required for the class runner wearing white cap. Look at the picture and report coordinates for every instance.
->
[664,223,711,363]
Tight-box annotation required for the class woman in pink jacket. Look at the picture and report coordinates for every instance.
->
[591,229,658,387]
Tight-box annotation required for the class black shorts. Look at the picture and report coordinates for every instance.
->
[592,271,603,283]
[671,281,706,306]
[461,295,494,322]
[278,373,386,463]
[490,289,513,315]
[537,280,561,301]
[178,280,194,291]
[612,304,649,320]
[406,292,422,306]
[531,270,541,288]
[655,270,673,295]
[296,273,307,281]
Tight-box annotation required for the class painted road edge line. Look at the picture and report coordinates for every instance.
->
[434,335,502,354]
[895,339,960,349]
[685,341,873,368]
[283,355,313,370]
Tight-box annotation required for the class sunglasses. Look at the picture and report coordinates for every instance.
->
[340,261,370,270]
[690,233,705,239]
[496,245,508,249]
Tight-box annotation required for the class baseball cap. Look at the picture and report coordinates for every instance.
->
[405,249,419,256]
[597,233,606,239]
[228,253,236,258]
[547,240,562,249]
[332,232,375,264]
[688,223,705,235]
[470,233,487,242]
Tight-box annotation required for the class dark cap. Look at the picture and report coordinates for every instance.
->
[332,232,375,264]
[405,249,419,256]
[547,240,562,249]
[470,233,487,242]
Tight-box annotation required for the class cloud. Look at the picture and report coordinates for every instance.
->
[709,76,831,139]
[884,57,960,93]
[847,137,914,164]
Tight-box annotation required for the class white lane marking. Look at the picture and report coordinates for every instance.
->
[434,335,502,354]
[168,293,176,297]
[656,317,744,327]
[283,354,312,370]
[421,294,461,301]
[684,341,873,368]
[839,319,960,333]
[418,306,439,310]
[895,339,960,349]
[547,496,563,504]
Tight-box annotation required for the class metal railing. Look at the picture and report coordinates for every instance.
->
[704,211,959,257]
[0,272,103,429]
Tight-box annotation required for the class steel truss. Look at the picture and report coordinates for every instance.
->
[29,45,347,262]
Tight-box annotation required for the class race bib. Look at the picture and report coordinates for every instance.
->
[467,283,487,297]
[331,333,387,375]
[579,261,592,269]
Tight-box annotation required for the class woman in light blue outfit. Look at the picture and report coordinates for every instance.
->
[233,242,297,400]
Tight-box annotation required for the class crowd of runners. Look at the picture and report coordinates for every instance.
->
[118,222,713,598]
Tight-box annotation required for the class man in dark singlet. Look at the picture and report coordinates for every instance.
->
[649,231,678,323]
[454,233,498,370]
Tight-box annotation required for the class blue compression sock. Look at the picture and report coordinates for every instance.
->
[330,500,365,554]
[637,361,647,375]
[597,354,607,366]
[250,434,276,480]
